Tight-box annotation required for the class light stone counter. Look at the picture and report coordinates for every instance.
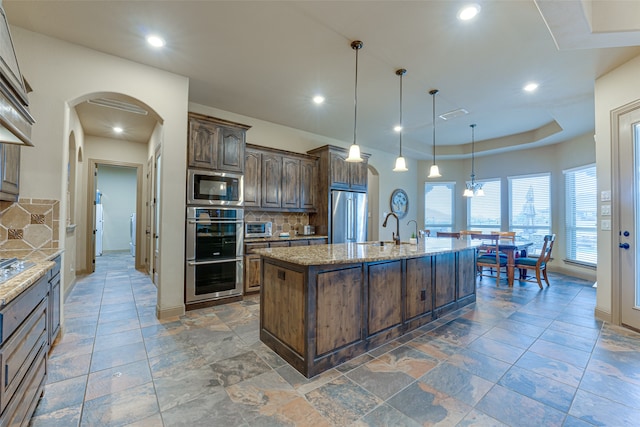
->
[0,248,63,306]
[254,236,480,266]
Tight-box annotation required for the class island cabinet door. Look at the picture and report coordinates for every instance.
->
[405,256,433,320]
[434,253,456,310]
[315,266,363,356]
[367,260,402,336]
[457,249,476,300]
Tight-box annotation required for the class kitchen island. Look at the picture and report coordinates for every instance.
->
[256,238,478,378]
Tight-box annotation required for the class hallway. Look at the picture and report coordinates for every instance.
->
[30,252,640,426]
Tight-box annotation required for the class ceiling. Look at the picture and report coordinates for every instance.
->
[5,1,640,159]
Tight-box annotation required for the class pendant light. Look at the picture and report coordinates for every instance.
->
[463,124,485,197]
[393,68,408,172]
[346,40,364,163]
[428,89,441,178]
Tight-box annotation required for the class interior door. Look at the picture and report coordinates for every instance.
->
[618,106,640,330]
[153,150,161,285]
[90,163,98,273]
[145,156,152,275]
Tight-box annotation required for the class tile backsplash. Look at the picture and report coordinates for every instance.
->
[244,211,309,234]
[0,198,60,249]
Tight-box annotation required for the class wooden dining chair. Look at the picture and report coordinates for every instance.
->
[491,231,516,242]
[436,231,460,238]
[475,234,508,283]
[515,234,556,288]
[460,230,482,237]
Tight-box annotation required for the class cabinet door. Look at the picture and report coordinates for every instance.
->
[188,118,217,169]
[434,253,456,309]
[300,158,316,210]
[329,152,350,189]
[244,149,261,207]
[0,143,20,198]
[367,261,402,336]
[349,160,368,192]
[261,153,282,208]
[281,157,300,209]
[218,126,245,173]
[244,255,262,293]
[406,256,432,320]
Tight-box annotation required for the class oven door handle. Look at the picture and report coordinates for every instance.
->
[187,219,244,225]
[187,258,239,266]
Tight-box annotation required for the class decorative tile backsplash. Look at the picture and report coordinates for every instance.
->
[0,199,60,249]
[244,211,309,234]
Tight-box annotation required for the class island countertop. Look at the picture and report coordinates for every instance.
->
[253,237,480,266]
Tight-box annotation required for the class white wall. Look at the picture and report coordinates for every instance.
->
[12,28,189,318]
[594,53,640,320]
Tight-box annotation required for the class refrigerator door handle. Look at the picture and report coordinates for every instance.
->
[347,196,354,241]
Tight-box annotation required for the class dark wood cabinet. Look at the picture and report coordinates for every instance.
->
[0,143,20,201]
[244,148,261,207]
[187,113,250,173]
[245,144,317,212]
[48,255,61,347]
[406,256,433,320]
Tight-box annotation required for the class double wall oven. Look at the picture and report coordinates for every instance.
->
[186,169,244,304]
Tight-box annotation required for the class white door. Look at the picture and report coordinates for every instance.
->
[153,151,161,286]
[618,105,640,330]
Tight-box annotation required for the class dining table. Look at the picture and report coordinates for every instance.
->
[472,237,534,286]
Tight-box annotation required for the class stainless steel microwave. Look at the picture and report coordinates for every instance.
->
[245,221,272,238]
[187,169,243,206]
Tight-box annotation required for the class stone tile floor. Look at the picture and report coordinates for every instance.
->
[29,252,640,426]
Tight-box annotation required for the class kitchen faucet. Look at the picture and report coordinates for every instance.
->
[407,219,419,242]
[383,212,400,245]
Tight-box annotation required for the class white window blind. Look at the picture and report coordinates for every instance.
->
[468,179,501,233]
[564,165,597,265]
[425,182,454,232]
[509,173,551,252]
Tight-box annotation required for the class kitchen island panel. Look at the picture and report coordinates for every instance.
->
[458,248,477,301]
[406,256,433,321]
[315,265,362,355]
[435,253,456,311]
[367,260,402,336]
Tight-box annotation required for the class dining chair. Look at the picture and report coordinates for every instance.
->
[475,234,507,283]
[514,234,556,288]
[491,231,516,242]
[423,229,431,237]
[460,230,482,237]
[436,231,460,238]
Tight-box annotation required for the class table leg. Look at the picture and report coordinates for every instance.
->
[507,249,515,287]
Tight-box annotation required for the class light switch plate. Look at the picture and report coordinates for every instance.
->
[601,190,611,201]
[601,204,611,216]
[601,219,611,230]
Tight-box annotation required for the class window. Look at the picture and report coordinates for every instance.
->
[565,165,597,265]
[467,179,501,233]
[425,182,454,232]
[509,173,551,252]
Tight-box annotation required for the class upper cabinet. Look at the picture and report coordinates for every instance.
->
[187,113,250,173]
[308,145,370,193]
[244,144,317,212]
[0,143,20,201]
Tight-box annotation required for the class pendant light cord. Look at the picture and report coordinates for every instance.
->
[399,70,404,156]
[471,124,476,183]
[353,43,359,147]
[430,89,439,166]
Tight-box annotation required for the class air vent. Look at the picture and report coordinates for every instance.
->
[87,98,148,115]
[439,108,468,121]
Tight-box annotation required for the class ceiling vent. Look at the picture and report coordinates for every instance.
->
[87,98,148,115]
[439,108,468,121]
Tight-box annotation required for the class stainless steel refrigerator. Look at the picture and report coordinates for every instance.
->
[331,190,367,243]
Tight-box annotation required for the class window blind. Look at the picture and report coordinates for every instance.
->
[509,173,551,252]
[425,182,454,232]
[564,165,597,265]
[468,179,501,233]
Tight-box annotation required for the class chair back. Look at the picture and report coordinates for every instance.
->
[539,234,556,264]
[460,230,482,237]
[423,229,431,237]
[437,231,461,238]
[491,231,516,242]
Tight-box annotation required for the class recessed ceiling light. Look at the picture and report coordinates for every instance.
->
[146,35,165,48]
[524,82,539,92]
[394,125,402,132]
[313,95,325,104]
[458,4,481,21]
[113,126,123,134]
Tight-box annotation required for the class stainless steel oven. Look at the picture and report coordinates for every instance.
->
[185,207,243,303]
[187,169,243,206]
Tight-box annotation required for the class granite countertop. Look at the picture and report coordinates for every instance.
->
[0,248,63,307]
[245,235,328,243]
[254,237,480,266]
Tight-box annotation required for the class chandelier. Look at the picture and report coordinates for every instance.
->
[463,124,484,197]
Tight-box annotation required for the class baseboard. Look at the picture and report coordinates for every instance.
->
[594,307,612,324]
[157,304,185,319]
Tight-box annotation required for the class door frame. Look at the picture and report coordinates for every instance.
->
[86,158,144,272]
[610,98,640,327]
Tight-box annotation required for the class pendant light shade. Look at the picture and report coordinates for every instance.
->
[463,123,484,197]
[345,40,364,163]
[393,68,408,172]
[427,89,441,178]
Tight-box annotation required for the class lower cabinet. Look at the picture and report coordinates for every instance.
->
[48,255,62,347]
[0,274,48,426]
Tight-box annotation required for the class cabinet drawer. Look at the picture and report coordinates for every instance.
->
[245,243,268,254]
[269,241,290,248]
[289,240,309,247]
[0,276,48,345]
[0,298,47,414]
